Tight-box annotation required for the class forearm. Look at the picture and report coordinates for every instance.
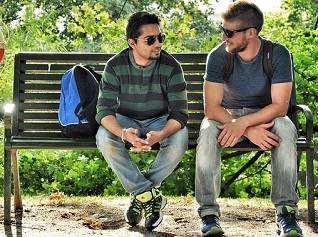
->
[241,103,288,129]
[100,115,123,138]
[205,105,234,124]
[159,119,182,140]
[242,82,292,128]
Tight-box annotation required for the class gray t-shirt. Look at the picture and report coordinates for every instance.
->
[204,37,293,109]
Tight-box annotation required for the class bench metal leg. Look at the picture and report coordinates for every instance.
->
[306,148,315,223]
[3,148,12,224]
[221,151,264,194]
[11,149,22,211]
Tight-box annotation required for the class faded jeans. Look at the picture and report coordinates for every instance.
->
[96,114,188,195]
[195,108,299,218]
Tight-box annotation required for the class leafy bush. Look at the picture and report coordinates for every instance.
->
[0,144,314,198]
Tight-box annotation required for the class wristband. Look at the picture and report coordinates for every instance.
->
[121,128,127,143]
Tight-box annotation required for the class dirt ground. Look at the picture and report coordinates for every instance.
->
[0,196,317,237]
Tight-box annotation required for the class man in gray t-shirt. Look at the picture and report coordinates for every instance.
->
[195,1,303,237]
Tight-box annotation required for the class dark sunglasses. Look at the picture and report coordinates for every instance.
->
[137,33,166,46]
[220,26,256,38]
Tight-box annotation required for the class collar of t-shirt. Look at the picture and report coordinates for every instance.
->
[128,49,156,71]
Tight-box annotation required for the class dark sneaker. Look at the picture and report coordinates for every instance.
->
[124,194,143,226]
[276,206,303,237]
[143,188,167,231]
[201,215,224,237]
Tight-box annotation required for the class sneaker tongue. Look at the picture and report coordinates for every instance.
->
[282,206,296,215]
[136,191,153,203]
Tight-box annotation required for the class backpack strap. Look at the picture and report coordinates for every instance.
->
[223,39,274,81]
[262,39,274,81]
[223,52,234,81]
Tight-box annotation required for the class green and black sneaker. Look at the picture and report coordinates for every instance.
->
[124,194,143,226]
[276,206,303,237]
[143,188,167,231]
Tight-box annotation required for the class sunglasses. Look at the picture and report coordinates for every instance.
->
[136,33,166,46]
[220,26,256,38]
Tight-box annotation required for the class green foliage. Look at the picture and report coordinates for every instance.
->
[282,0,318,28]
[66,2,127,52]
[0,145,314,198]
[263,11,318,136]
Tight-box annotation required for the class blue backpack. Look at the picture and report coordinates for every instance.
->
[58,64,102,138]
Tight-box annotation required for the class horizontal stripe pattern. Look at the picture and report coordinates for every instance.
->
[96,49,188,127]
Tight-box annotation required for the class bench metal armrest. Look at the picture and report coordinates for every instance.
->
[3,103,15,145]
[294,104,314,143]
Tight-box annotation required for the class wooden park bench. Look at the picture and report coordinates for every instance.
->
[2,52,315,224]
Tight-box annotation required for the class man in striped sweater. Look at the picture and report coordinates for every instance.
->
[95,12,188,231]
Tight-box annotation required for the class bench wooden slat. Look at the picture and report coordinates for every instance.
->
[20,103,59,110]
[186,83,203,91]
[187,92,203,100]
[173,53,207,63]
[20,81,203,92]
[20,73,63,81]
[21,84,61,91]
[188,103,204,110]
[21,72,203,82]
[21,112,202,121]
[184,74,204,82]
[20,93,60,100]
[19,123,61,130]
[19,52,207,62]
[21,63,106,72]
[188,113,205,120]
[19,52,113,61]
[22,113,58,119]
[20,102,204,111]
[181,64,205,72]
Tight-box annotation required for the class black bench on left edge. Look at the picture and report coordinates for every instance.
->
[3,52,315,224]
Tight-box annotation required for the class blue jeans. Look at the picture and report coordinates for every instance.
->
[195,108,299,218]
[96,114,188,195]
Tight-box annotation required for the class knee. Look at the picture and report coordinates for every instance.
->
[96,126,118,149]
[272,117,297,141]
[162,127,188,151]
[197,118,220,143]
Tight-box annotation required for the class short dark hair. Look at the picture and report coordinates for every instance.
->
[221,0,264,33]
[126,12,161,40]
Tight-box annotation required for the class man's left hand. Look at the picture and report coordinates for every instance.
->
[217,119,247,147]
[130,130,163,152]
[145,131,163,147]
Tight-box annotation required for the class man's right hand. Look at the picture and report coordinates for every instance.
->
[244,122,280,150]
[124,128,151,152]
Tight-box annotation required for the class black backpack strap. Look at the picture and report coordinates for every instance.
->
[223,52,234,81]
[262,39,274,81]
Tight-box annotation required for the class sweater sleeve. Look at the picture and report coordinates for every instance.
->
[167,63,188,128]
[95,62,120,124]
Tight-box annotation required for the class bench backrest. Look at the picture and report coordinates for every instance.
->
[12,53,207,148]
[12,52,297,148]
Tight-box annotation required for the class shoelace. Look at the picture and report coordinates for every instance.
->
[203,215,220,227]
[279,213,298,230]
[144,196,161,217]
[131,198,143,213]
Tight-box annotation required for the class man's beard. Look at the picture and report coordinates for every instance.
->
[226,39,248,53]
[149,49,161,60]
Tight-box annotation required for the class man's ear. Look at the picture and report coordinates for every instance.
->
[128,39,136,49]
[249,28,258,38]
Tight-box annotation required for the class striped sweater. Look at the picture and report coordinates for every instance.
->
[96,48,188,127]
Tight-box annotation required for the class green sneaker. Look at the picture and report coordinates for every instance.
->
[201,215,224,236]
[124,194,143,226]
[143,188,167,231]
[276,206,303,237]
